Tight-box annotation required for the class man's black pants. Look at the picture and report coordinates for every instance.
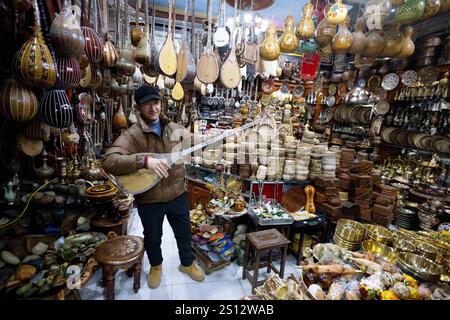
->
[137,192,194,267]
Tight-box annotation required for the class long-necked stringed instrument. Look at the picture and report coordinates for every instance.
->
[114,117,266,194]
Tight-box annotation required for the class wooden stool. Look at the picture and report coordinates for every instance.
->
[94,235,144,300]
[242,229,290,294]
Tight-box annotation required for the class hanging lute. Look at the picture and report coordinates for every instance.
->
[157,0,177,76]
[196,0,218,84]
[114,117,266,194]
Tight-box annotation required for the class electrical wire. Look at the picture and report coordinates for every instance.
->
[0,178,58,230]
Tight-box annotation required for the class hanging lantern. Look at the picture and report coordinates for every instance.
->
[0,78,38,122]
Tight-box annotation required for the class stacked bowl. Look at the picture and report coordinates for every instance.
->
[321,151,337,177]
[365,224,394,245]
[333,219,366,251]
[397,252,443,283]
[295,146,311,181]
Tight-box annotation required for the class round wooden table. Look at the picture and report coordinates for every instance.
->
[94,235,145,300]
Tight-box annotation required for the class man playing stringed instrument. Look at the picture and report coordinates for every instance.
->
[102,85,205,289]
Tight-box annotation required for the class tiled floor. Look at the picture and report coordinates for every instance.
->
[79,209,302,300]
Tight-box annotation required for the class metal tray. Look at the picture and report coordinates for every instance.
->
[248,205,294,226]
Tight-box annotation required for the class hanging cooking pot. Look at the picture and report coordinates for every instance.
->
[38,88,73,129]
[0,78,38,122]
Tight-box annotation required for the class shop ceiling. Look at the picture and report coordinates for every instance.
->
[126,0,367,27]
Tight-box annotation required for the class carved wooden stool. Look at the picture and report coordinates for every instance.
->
[94,235,144,300]
[242,229,290,294]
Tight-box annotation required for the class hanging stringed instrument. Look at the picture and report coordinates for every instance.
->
[176,0,196,83]
[220,0,240,89]
[143,0,159,77]
[130,0,144,47]
[115,117,266,194]
[102,0,118,67]
[115,0,136,77]
[213,0,229,48]
[196,0,219,84]
[135,0,152,65]
[80,0,104,64]
[157,0,178,76]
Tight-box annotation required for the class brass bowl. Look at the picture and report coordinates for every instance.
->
[441,254,450,273]
[432,238,450,255]
[397,252,444,283]
[336,219,365,239]
[362,240,397,264]
[86,183,118,201]
[396,228,415,240]
[365,225,394,244]
[333,234,361,251]
[393,238,416,253]
[413,240,439,261]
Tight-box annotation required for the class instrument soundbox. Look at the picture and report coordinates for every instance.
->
[196,0,219,84]
[158,0,177,76]
[219,0,240,89]
[114,117,266,194]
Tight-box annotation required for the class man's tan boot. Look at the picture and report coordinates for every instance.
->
[178,261,205,282]
[148,264,162,289]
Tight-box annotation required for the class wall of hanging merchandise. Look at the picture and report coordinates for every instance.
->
[0,0,450,300]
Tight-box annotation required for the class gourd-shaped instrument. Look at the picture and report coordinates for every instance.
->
[143,0,159,77]
[102,0,118,67]
[332,15,352,54]
[296,3,315,40]
[130,0,144,47]
[80,0,104,64]
[13,0,56,88]
[381,23,403,57]
[363,29,386,57]
[24,118,51,141]
[80,63,103,88]
[279,15,299,53]
[57,55,82,88]
[260,23,281,61]
[197,0,219,83]
[177,0,196,84]
[135,0,151,65]
[13,0,32,12]
[113,101,127,130]
[421,0,441,20]
[0,78,38,122]
[49,0,85,58]
[395,0,426,24]
[349,17,367,54]
[397,26,415,58]
[213,0,229,47]
[326,0,348,25]
[220,0,240,89]
[304,185,316,213]
[157,0,178,76]
[115,0,136,77]
[38,88,73,129]
[315,4,337,46]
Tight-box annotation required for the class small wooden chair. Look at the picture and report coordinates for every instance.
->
[94,235,145,300]
[242,229,290,293]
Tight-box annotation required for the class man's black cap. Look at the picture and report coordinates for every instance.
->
[134,85,161,105]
